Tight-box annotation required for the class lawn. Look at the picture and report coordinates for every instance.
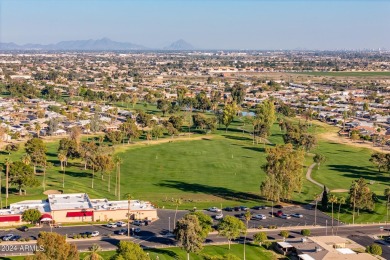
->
[3,244,278,260]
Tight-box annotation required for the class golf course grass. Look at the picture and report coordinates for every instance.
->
[290,71,390,77]
[0,115,387,224]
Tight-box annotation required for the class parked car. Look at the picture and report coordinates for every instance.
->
[281,214,291,219]
[91,231,99,237]
[240,206,249,211]
[274,210,283,217]
[233,207,241,211]
[133,220,145,226]
[19,226,29,232]
[116,221,126,227]
[214,213,224,220]
[223,207,234,212]
[253,214,267,220]
[106,222,117,228]
[252,205,268,210]
[133,227,141,234]
[2,234,14,241]
[116,228,127,235]
[10,235,21,241]
[208,207,222,212]
[291,213,303,218]
[274,205,283,209]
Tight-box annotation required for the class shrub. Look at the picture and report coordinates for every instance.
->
[280,230,289,239]
[263,241,272,249]
[301,229,311,236]
[268,225,278,229]
[87,235,92,238]
[257,225,263,230]
[366,244,382,256]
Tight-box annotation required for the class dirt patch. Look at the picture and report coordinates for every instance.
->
[319,131,390,153]
[330,189,349,193]
[43,190,63,195]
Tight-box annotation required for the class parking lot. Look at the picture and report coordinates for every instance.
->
[0,205,332,243]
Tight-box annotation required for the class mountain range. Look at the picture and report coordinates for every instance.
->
[0,38,195,51]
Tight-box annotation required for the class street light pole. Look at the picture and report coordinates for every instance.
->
[169,216,171,233]
[271,201,274,217]
[326,220,328,236]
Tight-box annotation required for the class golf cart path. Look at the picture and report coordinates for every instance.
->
[306,163,324,189]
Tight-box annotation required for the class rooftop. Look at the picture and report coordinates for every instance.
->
[48,193,92,211]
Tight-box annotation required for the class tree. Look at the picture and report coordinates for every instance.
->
[329,194,338,234]
[119,119,140,143]
[243,210,251,260]
[173,198,182,230]
[187,211,213,239]
[336,196,346,235]
[222,102,237,132]
[58,151,67,188]
[5,158,11,207]
[83,244,104,260]
[280,230,289,241]
[47,117,60,136]
[21,154,31,166]
[5,143,19,155]
[253,232,267,246]
[34,122,41,138]
[313,154,326,169]
[230,83,246,105]
[168,115,183,130]
[348,178,375,223]
[254,99,276,142]
[301,229,311,236]
[366,244,382,256]
[69,126,82,149]
[351,130,360,143]
[260,144,305,202]
[151,125,164,140]
[174,214,204,260]
[25,138,47,174]
[90,113,102,133]
[218,215,246,250]
[22,209,41,224]
[58,138,79,159]
[314,193,321,226]
[136,110,152,130]
[28,232,79,260]
[321,186,328,210]
[9,161,39,195]
[157,99,171,116]
[370,152,390,173]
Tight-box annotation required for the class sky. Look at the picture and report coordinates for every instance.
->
[0,0,389,50]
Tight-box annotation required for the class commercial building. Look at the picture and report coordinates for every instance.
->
[0,193,157,226]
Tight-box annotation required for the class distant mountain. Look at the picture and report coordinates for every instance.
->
[0,38,147,51]
[164,39,194,50]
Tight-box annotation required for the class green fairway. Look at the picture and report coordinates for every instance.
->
[289,71,390,77]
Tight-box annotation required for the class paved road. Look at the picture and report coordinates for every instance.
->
[348,235,390,259]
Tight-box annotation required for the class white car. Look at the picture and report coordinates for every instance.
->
[291,213,303,218]
[106,222,117,228]
[208,207,221,212]
[91,231,99,237]
[214,213,224,220]
[116,221,127,227]
[281,214,291,219]
[254,214,267,220]
[2,234,14,241]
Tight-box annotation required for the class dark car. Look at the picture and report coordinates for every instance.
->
[233,207,241,211]
[223,207,234,212]
[240,206,249,211]
[274,205,283,209]
[19,226,29,232]
[144,220,151,226]
[10,235,21,241]
[252,206,263,210]
[116,229,128,235]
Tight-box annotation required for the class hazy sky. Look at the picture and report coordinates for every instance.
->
[1,0,389,50]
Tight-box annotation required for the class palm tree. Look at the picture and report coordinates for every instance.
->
[83,244,104,260]
[314,193,321,226]
[173,198,182,230]
[58,152,67,188]
[42,162,53,192]
[124,193,133,237]
[329,194,338,235]
[114,156,122,200]
[336,197,346,235]
[5,158,12,208]
[34,122,41,138]
[243,210,252,260]
[21,154,31,166]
